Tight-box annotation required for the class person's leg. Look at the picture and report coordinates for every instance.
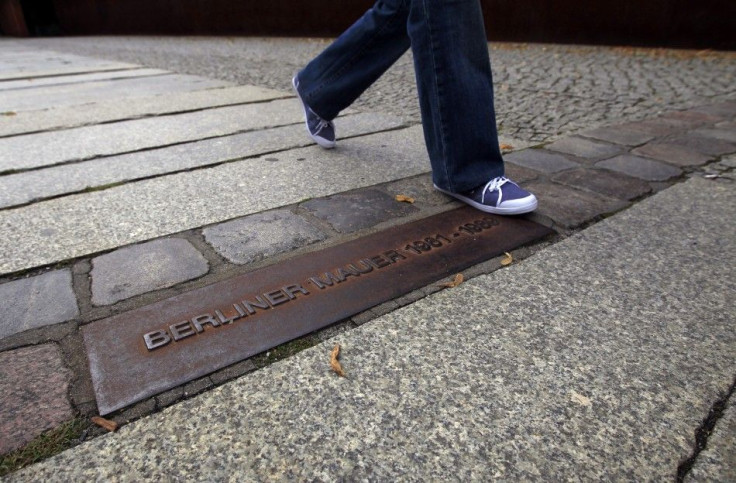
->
[295,0,412,122]
[406,0,536,214]
[406,0,503,194]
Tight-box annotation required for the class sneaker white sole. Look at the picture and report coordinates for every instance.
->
[434,184,538,215]
[292,76,336,149]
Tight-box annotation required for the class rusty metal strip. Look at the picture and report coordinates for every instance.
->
[83,207,553,414]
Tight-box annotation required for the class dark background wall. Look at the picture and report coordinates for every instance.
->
[3,0,735,50]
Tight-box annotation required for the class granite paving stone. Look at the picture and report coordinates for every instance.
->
[11,177,735,480]
[632,143,714,167]
[544,136,626,161]
[659,110,725,126]
[579,125,656,146]
[203,209,327,265]
[716,121,736,131]
[693,127,736,144]
[526,181,629,228]
[0,269,79,340]
[616,120,683,137]
[505,149,581,173]
[0,74,232,112]
[666,134,736,157]
[597,154,683,181]
[302,188,419,233]
[0,126,430,275]
[0,85,289,137]
[0,344,74,454]
[90,238,209,306]
[692,102,736,119]
[552,168,652,200]
[384,174,459,207]
[503,163,542,184]
[686,398,736,482]
[0,98,306,171]
[0,68,169,91]
[0,112,406,208]
[721,154,736,169]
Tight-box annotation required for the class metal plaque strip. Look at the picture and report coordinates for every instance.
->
[83,207,553,414]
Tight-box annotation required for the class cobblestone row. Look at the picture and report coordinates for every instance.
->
[22,37,736,143]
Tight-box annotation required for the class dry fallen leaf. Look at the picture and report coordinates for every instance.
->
[570,391,592,407]
[442,273,464,288]
[395,194,415,204]
[500,143,513,151]
[330,344,346,377]
[501,252,513,266]
[91,416,118,432]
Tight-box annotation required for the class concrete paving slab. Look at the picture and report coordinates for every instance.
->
[0,112,406,208]
[0,98,308,171]
[90,238,209,306]
[0,126,430,276]
[11,177,735,480]
[0,74,232,112]
[687,398,736,481]
[203,209,327,265]
[597,154,683,181]
[0,270,79,340]
[0,344,74,454]
[0,51,139,81]
[0,85,289,137]
[0,68,170,91]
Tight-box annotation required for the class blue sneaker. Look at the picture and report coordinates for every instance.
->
[435,176,538,215]
[292,75,336,149]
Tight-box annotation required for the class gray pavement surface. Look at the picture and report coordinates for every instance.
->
[18,36,736,142]
[10,176,735,480]
[0,37,734,479]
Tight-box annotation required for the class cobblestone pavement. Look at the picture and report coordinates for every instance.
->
[22,36,736,142]
[0,38,735,478]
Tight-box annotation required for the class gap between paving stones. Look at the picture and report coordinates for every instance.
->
[0,74,234,113]
[0,85,291,138]
[0,113,408,209]
[0,68,173,91]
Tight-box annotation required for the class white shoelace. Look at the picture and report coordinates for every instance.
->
[481,176,509,204]
[315,119,332,134]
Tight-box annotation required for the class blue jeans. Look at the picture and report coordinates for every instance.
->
[296,0,504,193]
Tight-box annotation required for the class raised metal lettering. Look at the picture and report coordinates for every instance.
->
[309,272,343,289]
[170,321,196,341]
[282,284,310,299]
[143,330,171,351]
[241,295,271,315]
[215,309,239,325]
[336,265,360,281]
[384,250,407,263]
[191,314,220,333]
[365,255,391,269]
[348,260,374,274]
[264,289,290,306]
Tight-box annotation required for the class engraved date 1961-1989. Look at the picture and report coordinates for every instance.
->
[402,216,500,255]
